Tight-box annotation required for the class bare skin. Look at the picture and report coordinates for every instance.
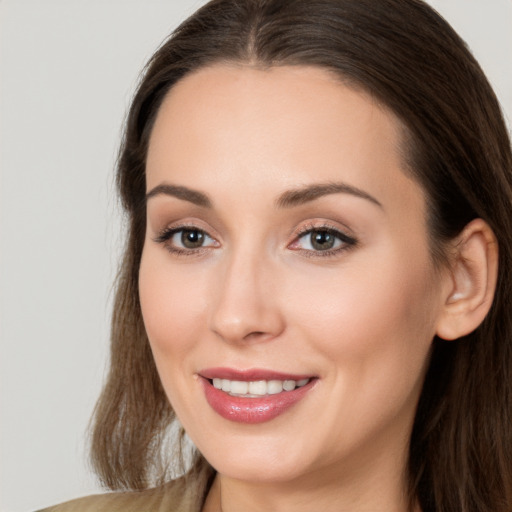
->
[139,65,497,512]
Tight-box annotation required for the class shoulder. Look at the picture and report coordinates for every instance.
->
[35,481,194,512]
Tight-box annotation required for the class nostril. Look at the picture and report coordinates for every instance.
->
[243,331,266,340]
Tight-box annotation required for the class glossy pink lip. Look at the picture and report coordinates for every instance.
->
[200,367,313,382]
[199,368,317,424]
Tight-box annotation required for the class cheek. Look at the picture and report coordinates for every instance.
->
[138,249,209,362]
[284,249,439,385]
[280,254,439,457]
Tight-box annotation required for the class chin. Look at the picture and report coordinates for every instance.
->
[196,430,318,483]
[210,456,310,484]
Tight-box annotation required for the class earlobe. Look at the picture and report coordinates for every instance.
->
[435,219,498,341]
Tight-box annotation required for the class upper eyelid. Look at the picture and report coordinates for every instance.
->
[152,220,217,238]
[297,224,341,235]
[154,224,215,240]
[292,221,354,239]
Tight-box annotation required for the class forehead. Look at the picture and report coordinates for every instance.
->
[146,64,423,216]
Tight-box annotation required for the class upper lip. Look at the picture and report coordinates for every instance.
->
[199,367,315,381]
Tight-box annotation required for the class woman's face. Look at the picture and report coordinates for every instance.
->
[140,65,449,486]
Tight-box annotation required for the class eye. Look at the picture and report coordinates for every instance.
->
[154,226,218,253]
[303,230,339,251]
[177,228,209,249]
[290,226,357,255]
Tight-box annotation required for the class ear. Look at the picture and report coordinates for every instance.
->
[436,218,499,341]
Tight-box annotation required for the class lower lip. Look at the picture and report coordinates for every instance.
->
[201,378,316,424]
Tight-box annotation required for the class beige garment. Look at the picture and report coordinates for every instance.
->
[36,478,204,512]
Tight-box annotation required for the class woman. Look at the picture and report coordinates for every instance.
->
[41,0,512,511]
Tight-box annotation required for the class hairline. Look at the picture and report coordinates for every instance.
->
[143,58,450,270]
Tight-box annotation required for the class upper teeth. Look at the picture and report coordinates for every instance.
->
[212,378,310,397]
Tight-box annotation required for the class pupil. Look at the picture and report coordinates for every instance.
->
[311,231,334,250]
[181,229,204,248]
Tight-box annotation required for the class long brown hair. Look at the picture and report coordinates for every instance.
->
[90,1,512,510]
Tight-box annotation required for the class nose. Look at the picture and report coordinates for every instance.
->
[209,250,285,345]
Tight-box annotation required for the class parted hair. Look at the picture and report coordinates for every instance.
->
[90,1,512,510]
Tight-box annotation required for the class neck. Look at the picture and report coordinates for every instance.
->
[202,450,418,512]
[201,394,423,512]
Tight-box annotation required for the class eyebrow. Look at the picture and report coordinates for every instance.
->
[275,182,383,209]
[146,184,212,208]
[145,181,382,210]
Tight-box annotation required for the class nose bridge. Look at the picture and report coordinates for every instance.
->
[209,239,284,343]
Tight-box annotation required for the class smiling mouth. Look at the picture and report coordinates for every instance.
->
[209,377,311,397]
[199,369,317,423]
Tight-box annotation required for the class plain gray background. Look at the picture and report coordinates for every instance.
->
[1,1,511,511]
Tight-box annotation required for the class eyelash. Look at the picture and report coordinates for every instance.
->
[290,223,358,258]
[153,224,218,257]
[153,223,358,258]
